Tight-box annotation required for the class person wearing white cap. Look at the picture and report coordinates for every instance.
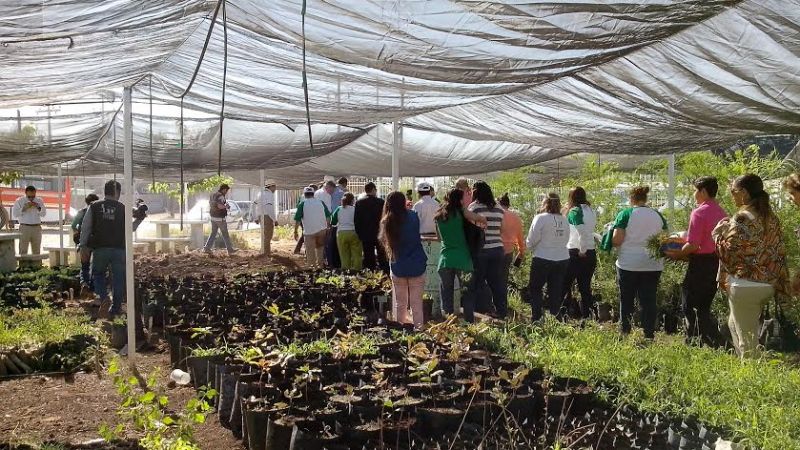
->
[256,179,278,255]
[412,181,439,235]
[294,186,331,267]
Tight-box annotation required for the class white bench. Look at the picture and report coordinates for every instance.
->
[44,246,78,267]
[136,237,191,254]
[16,254,49,270]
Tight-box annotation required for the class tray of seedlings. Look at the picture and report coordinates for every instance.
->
[140,270,725,450]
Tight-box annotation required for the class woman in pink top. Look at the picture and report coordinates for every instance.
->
[498,193,526,288]
[665,176,727,346]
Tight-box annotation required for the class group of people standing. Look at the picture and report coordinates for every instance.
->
[357,172,799,360]
[293,178,390,272]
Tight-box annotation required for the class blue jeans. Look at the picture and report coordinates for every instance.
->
[528,257,569,320]
[465,246,507,322]
[81,260,92,288]
[617,268,661,339]
[204,220,234,252]
[438,268,466,316]
[92,247,126,315]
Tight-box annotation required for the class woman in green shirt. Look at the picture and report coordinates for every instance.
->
[435,188,485,316]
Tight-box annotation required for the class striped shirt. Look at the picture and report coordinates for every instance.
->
[469,202,504,250]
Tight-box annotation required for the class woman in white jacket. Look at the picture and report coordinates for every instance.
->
[526,193,570,321]
[563,187,597,319]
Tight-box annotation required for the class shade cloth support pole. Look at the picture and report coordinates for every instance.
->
[180,99,185,231]
[668,153,676,212]
[217,0,228,176]
[259,168,265,250]
[57,164,64,248]
[392,122,400,190]
[391,80,405,191]
[123,86,136,361]
[300,0,314,154]
[149,76,155,188]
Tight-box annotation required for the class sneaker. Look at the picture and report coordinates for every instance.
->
[227,249,238,256]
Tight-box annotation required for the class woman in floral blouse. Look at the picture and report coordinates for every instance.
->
[713,174,789,358]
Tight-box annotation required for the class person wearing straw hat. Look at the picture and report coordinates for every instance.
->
[256,179,278,255]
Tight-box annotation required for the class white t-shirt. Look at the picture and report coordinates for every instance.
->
[412,196,439,234]
[256,189,276,221]
[613,206,667,272]
[294,198,330,236]
[314,188,332,211]
[566,205,597,252]
[332,205,356,232]
[526,212,569,261]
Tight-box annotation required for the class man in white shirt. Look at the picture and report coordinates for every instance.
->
[256,179,278,255]
[412,182,439,235]
[315,180,337,265]
[11,186,46,255]
[315,180,335,212]
[294,187,331,267]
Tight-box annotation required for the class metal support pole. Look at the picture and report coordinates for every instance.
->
[57,164,64,248]
[259,169,265,246]
[123,87,136,361]
[668,153,676,211]
[391,122,400,190]
[391,80,405,191]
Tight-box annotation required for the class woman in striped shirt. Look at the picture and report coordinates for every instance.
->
[464,181,506,322]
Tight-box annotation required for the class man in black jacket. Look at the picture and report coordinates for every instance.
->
[79,180,147,349]
[354,182,388,272]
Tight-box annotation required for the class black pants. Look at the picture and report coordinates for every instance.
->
[326,229,341,268]
[528,257,569,320]
[464,247,508,322]
[361,239,389,273]
[618,268,661,339]
[294,235,304,253]
[682,253,720,346]
[563,249,597,318]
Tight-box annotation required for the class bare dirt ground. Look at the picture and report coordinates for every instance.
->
[0,237,307,449]
[0,352,244,450]
[134,236,305,279]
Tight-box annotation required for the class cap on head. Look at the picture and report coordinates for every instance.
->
[416,182,433,193]
[265,179,277,188]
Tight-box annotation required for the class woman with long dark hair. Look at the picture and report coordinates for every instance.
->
[464,181,506,322]
[526,193,570,320]
[563,187,597,319]
[380,191,427,328]
[435,188,486,316]
[714,174,789,357]
[611,186,667,339]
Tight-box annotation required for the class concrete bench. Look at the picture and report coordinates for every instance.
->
[44,246,78,267]
[136,237,191,254]
[16,254,49,270]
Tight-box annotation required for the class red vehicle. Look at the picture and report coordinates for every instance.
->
[0,176,74,226]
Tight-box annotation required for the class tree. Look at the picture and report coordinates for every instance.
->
[148,175,234,216]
